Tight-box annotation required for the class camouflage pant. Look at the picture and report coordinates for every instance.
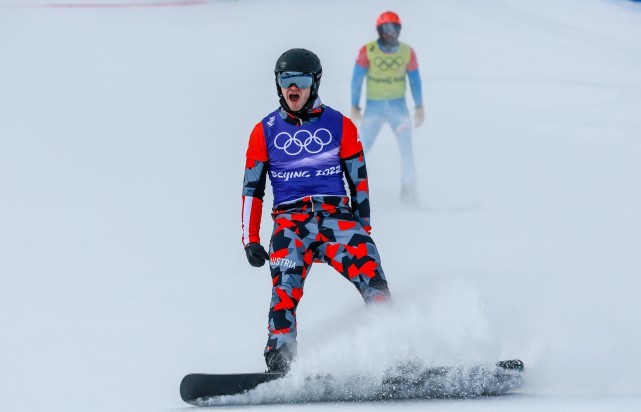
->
[265,196,391,355]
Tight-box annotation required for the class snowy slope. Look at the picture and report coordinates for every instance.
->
[1,0,640,411]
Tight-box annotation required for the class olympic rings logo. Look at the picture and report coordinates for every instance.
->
[373,56,405,71]
[273,128,333,156]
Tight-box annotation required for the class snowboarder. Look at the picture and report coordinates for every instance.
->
[351,11,425,204]
[241,48,392,373]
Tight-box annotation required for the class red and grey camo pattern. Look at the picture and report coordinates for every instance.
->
[264,196,391,354]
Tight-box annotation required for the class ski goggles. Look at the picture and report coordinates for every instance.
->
[277,71,314,89]
[379,22,401,34]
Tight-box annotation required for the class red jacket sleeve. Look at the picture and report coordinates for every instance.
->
[407,47,419,72]
[241,122,269,246]
[246,122,268,162]
[339,117,363,159]
[355,45,369,68]
[242,194,263,246]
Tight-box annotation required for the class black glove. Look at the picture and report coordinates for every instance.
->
[244,243,269,267]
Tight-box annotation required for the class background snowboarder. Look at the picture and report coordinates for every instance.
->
[351,11,425,204]
[241,48,392,373]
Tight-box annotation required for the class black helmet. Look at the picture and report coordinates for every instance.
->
[274,48,322,114]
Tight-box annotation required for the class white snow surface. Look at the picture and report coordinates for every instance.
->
[1,0,641,410]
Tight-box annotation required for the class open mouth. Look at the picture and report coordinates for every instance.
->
[288,93,300,103]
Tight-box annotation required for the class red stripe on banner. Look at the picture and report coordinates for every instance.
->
[13,0,207,8]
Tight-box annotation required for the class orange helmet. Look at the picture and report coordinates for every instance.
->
[376,11,401,27]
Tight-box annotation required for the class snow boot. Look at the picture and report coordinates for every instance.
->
[265,344,296,373]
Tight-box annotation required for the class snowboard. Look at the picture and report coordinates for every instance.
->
[180,359,524,406]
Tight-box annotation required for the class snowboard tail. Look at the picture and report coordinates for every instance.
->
[180,371,284,403]
[180,359,524,405]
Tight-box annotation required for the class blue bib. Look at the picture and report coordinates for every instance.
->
[261,106,347,206]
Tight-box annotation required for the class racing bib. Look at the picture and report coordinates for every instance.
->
[261,107,347,205]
